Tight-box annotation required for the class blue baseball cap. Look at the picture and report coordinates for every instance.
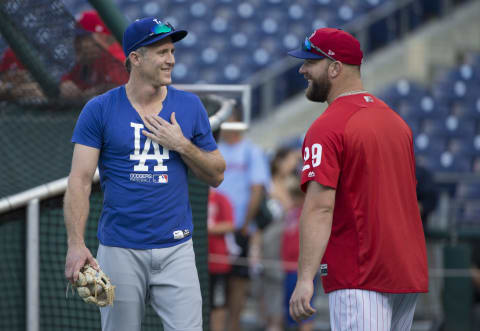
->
[123,17,187,57]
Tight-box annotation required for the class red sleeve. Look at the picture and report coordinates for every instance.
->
[300,119,343,192]
[96,51,129,85]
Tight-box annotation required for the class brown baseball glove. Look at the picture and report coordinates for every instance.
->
[73,261,115,307]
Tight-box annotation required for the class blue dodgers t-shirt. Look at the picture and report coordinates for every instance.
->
[72,85,217,249]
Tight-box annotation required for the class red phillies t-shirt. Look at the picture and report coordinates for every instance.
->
[208,189,234,274]
[301,93,428,294]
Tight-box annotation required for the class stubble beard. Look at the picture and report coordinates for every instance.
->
[149,68,172,88]
[305,73,331,103]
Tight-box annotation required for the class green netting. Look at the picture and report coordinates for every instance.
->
[0,105,79,198]
[188,175,210,330]
[0,212,26,331]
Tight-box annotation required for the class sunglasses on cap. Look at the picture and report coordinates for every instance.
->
[303,37,336,61]
[129,21,175,52]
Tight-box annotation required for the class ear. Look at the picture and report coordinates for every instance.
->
[129,51,142,67]
[329,61,342,79]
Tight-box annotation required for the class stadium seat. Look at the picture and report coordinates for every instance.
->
[433,79,480,102]
[420,116,475,138]
[447,137,480,157]
[456,201,480,227]
[419,118,445,137]
[119,3,143,21]
[379,79,428,105]
[473,156,480,173]
[358,0,390,12]
[335,4,356,24]
[419,151,471,173]
[395,99,419,119]
[465,96,480,118]
[456,182,480,199]
[414,133,446,154]
[189,2,210,20]
[417,95,448,119]
[404,118,420,135]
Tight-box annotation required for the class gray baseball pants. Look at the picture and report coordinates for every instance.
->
[97,239,202,331]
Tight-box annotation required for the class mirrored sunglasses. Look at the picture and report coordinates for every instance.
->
[303,37,336,61]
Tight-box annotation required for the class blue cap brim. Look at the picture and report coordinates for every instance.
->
[127,30,188,55]
[140,30,188,47]
[287,48,325,60]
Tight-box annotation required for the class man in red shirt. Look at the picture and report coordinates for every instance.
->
[60,10,128,100]
[207,188,235,331]
[287,28,428,330]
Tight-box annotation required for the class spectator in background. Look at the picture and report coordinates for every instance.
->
[207,188,235,331]
[60,10,128,101]
[256,147,296,331]
[259,210,284,331]
[0,47,46,103]
[217,109,270,331]
[270,146,302,212]
[473,156,480,173]
[282,176,316,331]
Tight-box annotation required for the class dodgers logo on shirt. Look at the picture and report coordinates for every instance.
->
[130,122,170,172]
[129,173,153,183]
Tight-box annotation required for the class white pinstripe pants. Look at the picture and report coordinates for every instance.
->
[329,289,418,331]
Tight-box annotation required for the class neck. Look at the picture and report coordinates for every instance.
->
[327,81,365,105]
[125,73,167,108]
[221,133,243,145]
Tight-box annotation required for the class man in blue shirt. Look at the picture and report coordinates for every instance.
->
[64,17,225,331]
[217,113,270,331]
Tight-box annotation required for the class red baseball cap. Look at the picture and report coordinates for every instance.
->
[77,10,111,35]
[288,28,363,65]
[0,48,24,72]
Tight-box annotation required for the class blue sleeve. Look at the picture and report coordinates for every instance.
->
[71,98,103,149]
[192,97,217,151]
[248,145,270,186]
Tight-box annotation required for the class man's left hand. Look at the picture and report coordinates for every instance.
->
[143,112,188,152]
